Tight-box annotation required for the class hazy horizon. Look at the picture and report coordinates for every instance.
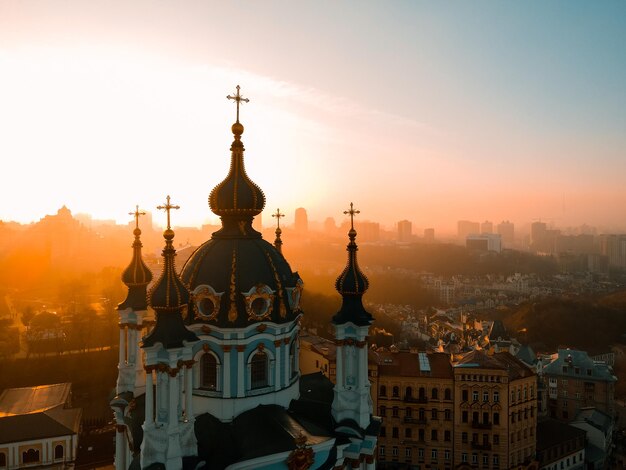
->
[1,1,625,233]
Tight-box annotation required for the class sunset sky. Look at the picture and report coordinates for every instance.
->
[1,1,625,234]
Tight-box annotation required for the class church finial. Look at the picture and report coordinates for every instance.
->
[157,195,179,232]
[119,205,153,310]
[129,205,146,234]
[272,208,285,253]
[227,85,249,124]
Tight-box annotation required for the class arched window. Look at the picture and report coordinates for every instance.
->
[0,452,6,467]
[200,353,217,390]
[251,351,268,389]
[22,449,39,465]
[418,387,426,399]
[431,388,438,400]
[392,386,399,397]
[444,388,452,400]
[380,385,387,397]
[405,386,413,399]
[54,445,64,460]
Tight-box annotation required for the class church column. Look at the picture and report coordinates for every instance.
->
[185,361,194,419]
[274,340,282,391]
[237,345,246,397]
[169,369,179,428]
[283,338,290,386]
[336,340,344,388]
[145,367,154,424]
[119,324,126,365]
[359,340,368,388]
[223,346,232,397]
[115,425,126,470]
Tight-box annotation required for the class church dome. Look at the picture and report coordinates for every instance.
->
[182,101,302,328]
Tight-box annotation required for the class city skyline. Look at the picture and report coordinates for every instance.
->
[1,2,625,232]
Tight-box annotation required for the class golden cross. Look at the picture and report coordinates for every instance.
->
[156,195,180,230]
[129,205,146,230]
[227,85,249,123]
[343,202,360,230]
[272,208,284,229]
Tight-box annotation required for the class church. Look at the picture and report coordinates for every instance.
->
[111,86,380,470]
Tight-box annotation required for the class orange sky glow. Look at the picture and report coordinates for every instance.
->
[1,1,625,235]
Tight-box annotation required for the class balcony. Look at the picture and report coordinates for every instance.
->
[403,417,427,425]
[471,441,492,451]
[471,421,493,429]
[404,395,428,404]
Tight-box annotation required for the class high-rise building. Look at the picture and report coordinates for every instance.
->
[497,221,515,247]
[424,228,435,243]
[599,234,626,268]
[397,219,412,242]
[481,221,493,234]
[458,220,480,240]
[466,234,502,253]
[294,207,308,232]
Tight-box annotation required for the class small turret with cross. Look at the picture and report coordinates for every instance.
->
[272,208,285,253]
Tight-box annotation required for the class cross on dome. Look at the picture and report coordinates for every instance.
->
[157,195,180,230]
[227,85,250,123]
[343,202,360,230]
[272,208,284,229]
[129,205,146,230]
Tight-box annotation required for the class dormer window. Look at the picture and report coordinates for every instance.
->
[193,285,223,321]
[242,284,275,320]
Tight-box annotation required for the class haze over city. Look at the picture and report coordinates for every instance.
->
[1,1,625,233]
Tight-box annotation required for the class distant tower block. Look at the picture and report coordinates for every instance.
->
[481,220,493,234]
[457,220,480,240]
[397,219,412,242]
[294,207,308,232]
[324,217,337,234]
[424,228,435,243]
[497,220,515,246]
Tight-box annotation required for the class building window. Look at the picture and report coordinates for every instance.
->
[444,430,451,442]
[419,429,425,441]
[379,446,385,457]
[380,406,386,416]
[380,426,386,437]
[419,408,426,420]
[462,389,468,401]
[405,447,412,458]
[54,445,64,460]
[380,385,387,397]
[445,449,450,460]
[511,391,515,402]
[289,339,297,378]
[393,386,400,397]
[405,427,412,438]
[462,453,468,463]
[472,453,478,464]
[483,455,489,465]
[392,446,399,457]
[419,387,426,400]
[250,351,268,389]
[392,427,399,438]
[201,353,218,390]
[406,407,412,418]
[494,390,499,402]
[431,388,438,400]
[483,391,489,402]
[462,432,468,443]
[473,391,479,402]
[462,410,468,423]
[0,453,6,468]
[431,430,438,441]
[392,406,399,417]
[493,455,499,466]
[445,388,452,400]
[418,448,424,458]
[22,449,40,465]
[431,409,438,420]
[405,386,413,399]
[494,434,499,444]
[445,409,452,420]
[494,412,500,425]
[431,449,438,460]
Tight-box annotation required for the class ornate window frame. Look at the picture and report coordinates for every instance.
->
[246,345,275,395]
[242,284,275,321]
[192,285,224,321]
[193,346,222,395]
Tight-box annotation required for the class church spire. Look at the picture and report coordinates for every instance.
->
[145,196,198,348]
[118,205,152,311]
[209,85,265,235]
[332,202,373,326]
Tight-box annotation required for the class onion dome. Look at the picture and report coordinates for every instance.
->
[208,86,265,225]
[332,203,373,326]
[181,87,302,328]
[118,207,153,311]
[144,197,198,349]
